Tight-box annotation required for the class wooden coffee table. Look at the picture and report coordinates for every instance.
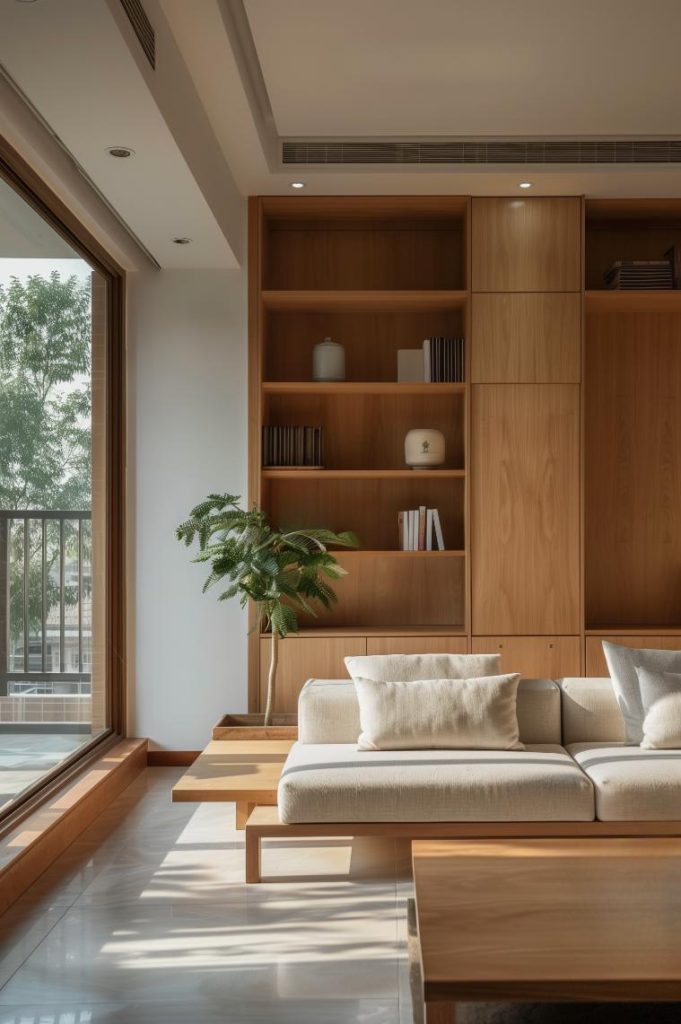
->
[412,838,681,1023]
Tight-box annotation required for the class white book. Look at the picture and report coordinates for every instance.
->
[410,509,417,551]
[426,509,433,551]
[433,509,445,551]
[422,339,431,383]
[401,511,409,551]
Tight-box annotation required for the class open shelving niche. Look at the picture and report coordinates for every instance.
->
[250,197,471,683]
[584,198,681,636]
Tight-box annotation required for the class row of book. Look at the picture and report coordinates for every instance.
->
[423,337,465,382]
[262,425,324,467]
[605,260,674,290]
[398,507,446,551]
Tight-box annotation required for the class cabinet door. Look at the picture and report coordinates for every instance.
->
[586,635,681,677]
[366,636,469,656]
[259,636,366,713]
[472,198,582,292]
[472,384,580,635]
[473,636,581,678]
[472,293,581,383]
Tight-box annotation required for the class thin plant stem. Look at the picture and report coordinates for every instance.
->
[263,630,278,727]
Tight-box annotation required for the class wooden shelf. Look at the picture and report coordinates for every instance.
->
[262,381,466,395]
[336,549,465,558]
[262,469,465,480]
[262,289,468,313]
[262,626,467,638]
[585,290,681,314]
[586,627,681,636]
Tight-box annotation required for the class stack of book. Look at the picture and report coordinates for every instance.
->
[605,260,674,290]
[398,507,445,551]
[262,425,324,467]
[422,337,465,382]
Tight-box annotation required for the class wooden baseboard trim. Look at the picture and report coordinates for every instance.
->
[0,738,147,916]
[147,750,200,767]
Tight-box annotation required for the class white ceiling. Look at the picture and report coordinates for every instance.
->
[3,0,681,270]
[0,0,241,268]
[244,0,681,138]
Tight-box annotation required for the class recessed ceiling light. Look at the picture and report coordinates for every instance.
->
[290,182,305,189]
[173,237,191,245]
[519,181,533,189]
[107,146,134,159]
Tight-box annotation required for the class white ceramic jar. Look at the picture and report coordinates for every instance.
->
[404,428,446,469]
[313,337,345,381]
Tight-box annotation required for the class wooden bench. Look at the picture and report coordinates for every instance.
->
[171,739,295,829]
[243,806,681,883]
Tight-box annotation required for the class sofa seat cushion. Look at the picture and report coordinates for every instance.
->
[277,742,595,824]
[567,742,681,821]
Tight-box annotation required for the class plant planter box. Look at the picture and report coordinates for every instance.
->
[212,713,298,741]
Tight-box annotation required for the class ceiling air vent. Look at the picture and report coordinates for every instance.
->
[283,139,681,166]
[119,0,155,70]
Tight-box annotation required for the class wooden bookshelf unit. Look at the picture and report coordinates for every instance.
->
[248,194,681,709]
[249,197,470,707]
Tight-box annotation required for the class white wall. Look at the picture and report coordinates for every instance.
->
[127,267,248,749]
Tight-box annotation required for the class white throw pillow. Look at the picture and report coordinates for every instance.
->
[354,674,523,751]
[345,652,501,683]
[637,667,681,750]
[602,641,681,743]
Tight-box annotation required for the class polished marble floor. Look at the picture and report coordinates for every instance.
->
[0,768,678,1024]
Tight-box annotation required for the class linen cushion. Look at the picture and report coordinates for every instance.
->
[278,742,595,823]
[298,677,562,745]
[602,641,681,743]
[558,678,625,745]
[345,652,500,683]
[636,668,681,749]
[354,674,523,751]
[568,742,681,820]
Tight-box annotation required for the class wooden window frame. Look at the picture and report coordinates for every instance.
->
[0,135,127,824]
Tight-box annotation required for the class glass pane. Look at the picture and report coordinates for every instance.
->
[0,173,108,812]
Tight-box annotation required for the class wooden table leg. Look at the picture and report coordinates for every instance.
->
[245,827,261,883]
[236,801,255,830]
[425,1002,455,1024]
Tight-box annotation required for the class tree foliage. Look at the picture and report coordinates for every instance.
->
[176,493,358,636]
[0,271,92,511]
[177,494,359,723]
[0,272,92,649]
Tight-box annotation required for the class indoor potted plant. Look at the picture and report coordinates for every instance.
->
[176,493,358,734]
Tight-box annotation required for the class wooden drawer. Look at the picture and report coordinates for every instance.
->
[366,636,469,656]
[586,635,681,677]
[259,635,365,713]
[472,197,582,292]
[472,293,581,383]
[472,636,582,678]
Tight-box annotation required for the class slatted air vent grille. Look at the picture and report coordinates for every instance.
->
[283,139,681,165]
[119,0,155,69]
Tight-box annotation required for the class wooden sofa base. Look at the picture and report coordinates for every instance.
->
[244,806,681,883]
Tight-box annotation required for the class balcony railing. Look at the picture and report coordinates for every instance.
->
[0,511,92,697]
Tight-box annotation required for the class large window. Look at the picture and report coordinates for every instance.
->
[0,150,124,816]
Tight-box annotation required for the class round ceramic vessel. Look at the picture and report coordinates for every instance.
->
[313,337,345,381]
[404,428,446,469]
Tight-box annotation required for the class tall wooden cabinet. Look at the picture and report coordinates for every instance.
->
[470,198,583,678]
[248,194,681,706]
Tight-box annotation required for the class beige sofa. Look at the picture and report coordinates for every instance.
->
[278,676,681,823]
